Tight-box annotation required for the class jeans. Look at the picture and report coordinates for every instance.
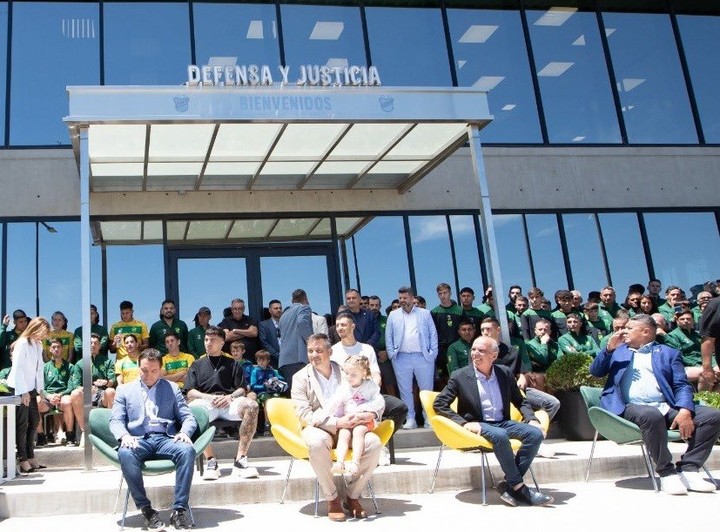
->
[117,434,196,511]
[525,387,561,421]
[479,420,544,487]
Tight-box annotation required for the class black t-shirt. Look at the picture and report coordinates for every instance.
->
[184,355,244,395]
[699,297,720,366]
[218,315,259,360]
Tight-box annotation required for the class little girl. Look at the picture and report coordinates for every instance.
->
[325,355,384,478]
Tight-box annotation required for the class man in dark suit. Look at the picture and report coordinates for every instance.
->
[591,313,720,495]
[278,289,315,388]
[110,348,197,529]
[258,299,282,367]
[433,336,553,507]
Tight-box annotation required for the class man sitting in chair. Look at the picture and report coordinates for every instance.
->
[590,313,720,495]
[433,336,553,507]
[291,333,383,521]
[109,348,196,530]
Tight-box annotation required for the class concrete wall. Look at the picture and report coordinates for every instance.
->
[0,146,718,218]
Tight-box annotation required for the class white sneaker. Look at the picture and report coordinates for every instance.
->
[537,443,556,458]
[422,420,431,429]
[233,456,259,479]
[378,446,391,467]
[660,474,688,495]
[203,457,221,481]
[679,470,716,493]
[402,419,418,430]
[55,430,67,446]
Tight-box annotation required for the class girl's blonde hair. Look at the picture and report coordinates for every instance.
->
[343,355,371,379]
[20,317,50,341]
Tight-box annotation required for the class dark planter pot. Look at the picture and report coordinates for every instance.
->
[556,389,597,441]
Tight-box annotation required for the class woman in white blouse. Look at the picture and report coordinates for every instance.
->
[8,316,49,473]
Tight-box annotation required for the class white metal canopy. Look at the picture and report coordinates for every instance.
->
[64,83,513,469]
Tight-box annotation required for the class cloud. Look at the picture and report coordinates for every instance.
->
[413,216,475,244]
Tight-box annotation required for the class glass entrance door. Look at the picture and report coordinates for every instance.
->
[167,243,340,328]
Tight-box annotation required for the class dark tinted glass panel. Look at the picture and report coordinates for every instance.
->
[409,216,455,304]
[526,214,567,294]
[644,212,720,293]
[352,217,410,304]
[602,12,696,144]
[562,213,607,296]
[194,3,279,67]
[365,7,451,86]
[10,2,99,145]
[528,8,620,143]
[447,8,542,143]
[597,213,648,294]
[450,215,483,292]
[281,4,365,70]
[104,3,190,84]
[492,214,532,293]
[677,15,720,143]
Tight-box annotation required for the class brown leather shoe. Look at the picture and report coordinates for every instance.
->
[327,497,346,522]
[344,496,368,518]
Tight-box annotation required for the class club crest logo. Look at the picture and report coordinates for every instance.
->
[174,95,189,113]
[379,96,394,113]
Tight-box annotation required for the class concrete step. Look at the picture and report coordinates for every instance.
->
[1,439,718,518]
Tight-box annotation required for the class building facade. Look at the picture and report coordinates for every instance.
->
[0,0,718,332]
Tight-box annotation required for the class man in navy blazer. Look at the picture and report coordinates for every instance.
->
[434,336,553,507]
[590,313,720,495]
[258,299,282,366]
[110,348,197,529]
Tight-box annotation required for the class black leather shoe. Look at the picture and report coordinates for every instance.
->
[512,485,554,506]
[496,481,518,507]
[169,508,192,529]
[141,506,165,529]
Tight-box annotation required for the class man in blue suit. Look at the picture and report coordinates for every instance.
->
[591,313,720,495]
[258,299,282,367]
[110,348,197,529]
[278,289,315,388]
[385,285,438,429]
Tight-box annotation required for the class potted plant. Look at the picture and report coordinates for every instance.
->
[545,352,606,441]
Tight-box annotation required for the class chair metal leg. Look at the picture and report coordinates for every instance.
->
[480,452,488,506]
[388,434,396,465]
[585,431,599,482]
[280,457,295,504]
[313,478,320,518]
[120,485,130,530]
[528,466,540,491]
[113,475,124,515]
[367,479,381,514]
[429,445,444,494]
[702,465,718,489]
[639,444,659,492]
[188,506,196,526]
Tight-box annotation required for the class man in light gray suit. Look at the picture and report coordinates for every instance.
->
[110,348,197,530]
[278,288,315,389]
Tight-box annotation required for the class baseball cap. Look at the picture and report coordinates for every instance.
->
[12,310,27,320]
[197,306,211,315]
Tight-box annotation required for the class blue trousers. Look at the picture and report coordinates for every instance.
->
[117,434,195,511]
[479,420,544,487]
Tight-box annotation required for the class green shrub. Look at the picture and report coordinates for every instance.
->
[695,390,720,409]
[545,352,606,392]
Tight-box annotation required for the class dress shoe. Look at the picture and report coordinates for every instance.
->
[512,484,554,506]
[327,497,346,522]
[496,481,518,507]
[344,496,368,518]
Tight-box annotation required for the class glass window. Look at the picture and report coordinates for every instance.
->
[644,212,720,293]
[6,223,36,317]
[602,12,696,144]
[104,2,190,84]
[352,216,409,305]
[526,214,567,295]
[105,244,165,328]
[194,2,279,69]
[447,8,542,143]
[409,215,455,305]
[0,3,7,146]
[450,215,483,292]
[177,258,247,326]
[598,213,647,294]
[677,15,720,143]
[528,9,621,143]
[365,7,451,86]
[281,4,365,71]
[10,2,99,145]
[492,214,533,294]
[562,213,608,297]
[261,256,331,317]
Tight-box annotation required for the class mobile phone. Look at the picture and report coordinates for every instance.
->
[673,304,683,314]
